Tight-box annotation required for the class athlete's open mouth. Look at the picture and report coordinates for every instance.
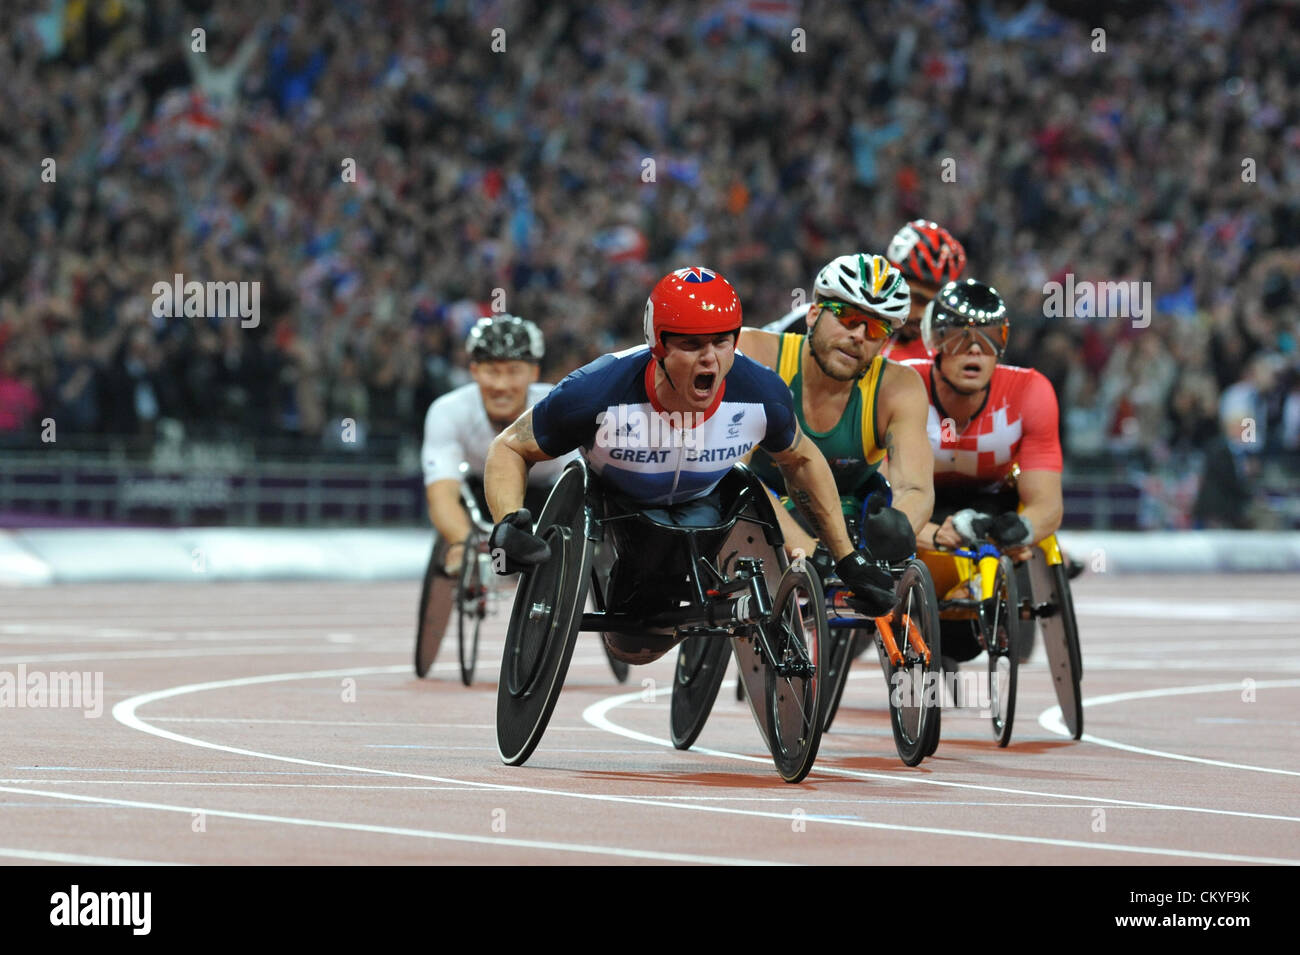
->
[961,359,982,375]
[692,372,715,398]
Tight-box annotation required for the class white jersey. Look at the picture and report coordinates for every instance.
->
[763,304,810,335]
[421,382,575,487]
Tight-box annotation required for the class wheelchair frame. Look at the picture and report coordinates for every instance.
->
[495,461,828,783]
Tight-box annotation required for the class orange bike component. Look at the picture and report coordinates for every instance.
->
[897,612,931,666]
[875,615,905,667]
[875,613,932,667]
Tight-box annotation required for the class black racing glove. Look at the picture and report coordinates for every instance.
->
[862,494,916,563]
[951,508,993,546]
[488,509,551,575]
[834,550,896,618]
[988,511,1033,548]
[808,544,835,580]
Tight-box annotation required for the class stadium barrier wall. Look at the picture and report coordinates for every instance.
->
[2,528,1299,586]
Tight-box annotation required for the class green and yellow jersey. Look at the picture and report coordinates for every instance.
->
[749,333,887,516]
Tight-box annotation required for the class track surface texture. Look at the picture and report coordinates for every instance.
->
[1,573,1296,866]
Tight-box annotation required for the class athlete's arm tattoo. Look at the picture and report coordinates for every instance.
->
[788,486,824,538]
[507,411,535,447]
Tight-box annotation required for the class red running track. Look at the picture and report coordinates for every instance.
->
[0,573,1296,865]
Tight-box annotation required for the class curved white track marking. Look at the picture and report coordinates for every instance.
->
[0,787,782,866]
[0,847,185,866]
[1038,679,1300,776]
[109,666,1299,864]
[584,687,1300,827]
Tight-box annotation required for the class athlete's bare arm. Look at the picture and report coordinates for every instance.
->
[737,327,781,369]
[426,479,474,569]
[768,425,855,560]
[877,363,935,533]
[1010,469,1063,557]
[485,409,554,522]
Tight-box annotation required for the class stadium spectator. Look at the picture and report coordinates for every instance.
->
[0,0,1295,528]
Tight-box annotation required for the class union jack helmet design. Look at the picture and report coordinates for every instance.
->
[643,267,742,358]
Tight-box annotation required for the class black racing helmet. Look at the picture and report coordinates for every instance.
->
[921,279,1009,357]
[465,314,544,363]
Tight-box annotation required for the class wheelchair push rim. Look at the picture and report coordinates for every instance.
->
[495,465,592,766]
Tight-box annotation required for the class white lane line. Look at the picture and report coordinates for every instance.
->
[584,688,1300,830]
[0,780,505,791]
[149,719,503,727]
[0,646,606,667]
[0,847,185,866]
[1038,679,1300,776]
[109,667,1299,865]
[1076,598,1300,621]
[1063,659,1300,672]
[0,786,786,866]
[0,645,395,665]
[0,782,1165,807]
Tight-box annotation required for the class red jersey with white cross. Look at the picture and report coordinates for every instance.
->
[904,359,1063,491]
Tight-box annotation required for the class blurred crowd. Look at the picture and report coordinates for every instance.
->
[0,0,1297,522]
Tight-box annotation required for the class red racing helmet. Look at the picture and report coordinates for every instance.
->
[642,267,743,358]
[887,220,967,288]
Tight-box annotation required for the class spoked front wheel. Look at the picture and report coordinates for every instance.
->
[987,555,1020,747]
[763,565,827,783]
[456,540,487,686]
[882,560,942,766]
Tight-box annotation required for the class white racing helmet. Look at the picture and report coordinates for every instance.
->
[813,253,911,332]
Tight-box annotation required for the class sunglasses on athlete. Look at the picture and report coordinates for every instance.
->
[932,323,1008,357]
[816,300,893,340]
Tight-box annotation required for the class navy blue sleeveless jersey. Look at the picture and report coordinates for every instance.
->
[531,346,798,505]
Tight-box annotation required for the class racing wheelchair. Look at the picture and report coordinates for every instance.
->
[808,484,943,767]
[495,460,828,784]
[415,466,630,687]
[919,528,1084,749]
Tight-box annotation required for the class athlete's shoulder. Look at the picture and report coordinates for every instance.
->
[901,358,935,394]
[762,306,808,334]
[994,363,1054,395]
[728,352,795,403]
[550,347,648,400]
[427,381,481,419]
